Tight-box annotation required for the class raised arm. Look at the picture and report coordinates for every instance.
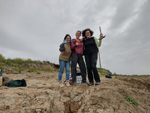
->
[94,37,102,47]
[59,43,65,52]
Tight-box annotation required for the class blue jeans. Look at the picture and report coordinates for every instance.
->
[58,60,70,81]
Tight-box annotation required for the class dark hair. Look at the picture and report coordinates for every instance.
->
[64,34,71,42]
[82,28,94,38]
[76,30,81,34]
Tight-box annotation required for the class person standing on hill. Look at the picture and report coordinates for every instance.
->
[71,31,86,84]
[82,28,105,86]
[58,34,72,86]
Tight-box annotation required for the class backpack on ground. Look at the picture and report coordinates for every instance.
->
[5,79,27,87]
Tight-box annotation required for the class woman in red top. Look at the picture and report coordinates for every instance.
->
[71,30,86,84]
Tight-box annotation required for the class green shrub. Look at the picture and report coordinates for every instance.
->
[125,95,139,106]
[36,70,41,74]
[0,66,4,72]
[27,67,35,72]
[12,58,25,64]
[13,67,25,73]
[97,68,111,76]
[26,59,32,62]
[4,58,12,66]
[0,54,5,62]
[27,67,40,72]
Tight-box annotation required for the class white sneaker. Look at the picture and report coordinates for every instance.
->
[66,80,70,87]
[59,81,64,87]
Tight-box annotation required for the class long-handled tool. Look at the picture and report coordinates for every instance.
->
[98,26,106,68]
[99,26,106,39]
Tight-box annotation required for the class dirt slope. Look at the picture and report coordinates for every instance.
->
[0,72,150,113]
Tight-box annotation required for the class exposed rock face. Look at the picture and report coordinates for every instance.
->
[0,72,150,113]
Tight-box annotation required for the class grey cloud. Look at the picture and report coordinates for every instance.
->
[101,0,150,74]
[108,0,138,31]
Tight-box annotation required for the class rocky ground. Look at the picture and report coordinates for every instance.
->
[0,72,150,113]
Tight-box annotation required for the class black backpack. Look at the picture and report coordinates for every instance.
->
[5,79,27,87]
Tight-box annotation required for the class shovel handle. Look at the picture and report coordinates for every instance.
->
[99,26,102,34]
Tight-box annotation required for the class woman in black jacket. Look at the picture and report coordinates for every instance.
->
[82,28,105,86]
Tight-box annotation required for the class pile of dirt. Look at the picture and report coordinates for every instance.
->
[0,72,150,113]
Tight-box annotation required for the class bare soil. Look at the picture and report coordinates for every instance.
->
[0,72,150,113]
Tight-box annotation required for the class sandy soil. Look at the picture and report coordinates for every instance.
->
[0,72,150,113]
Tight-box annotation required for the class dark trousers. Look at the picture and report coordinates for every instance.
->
[85,52,100,83]
[71,53,86,83]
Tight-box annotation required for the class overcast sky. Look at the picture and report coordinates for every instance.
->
[0,0,150,75]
